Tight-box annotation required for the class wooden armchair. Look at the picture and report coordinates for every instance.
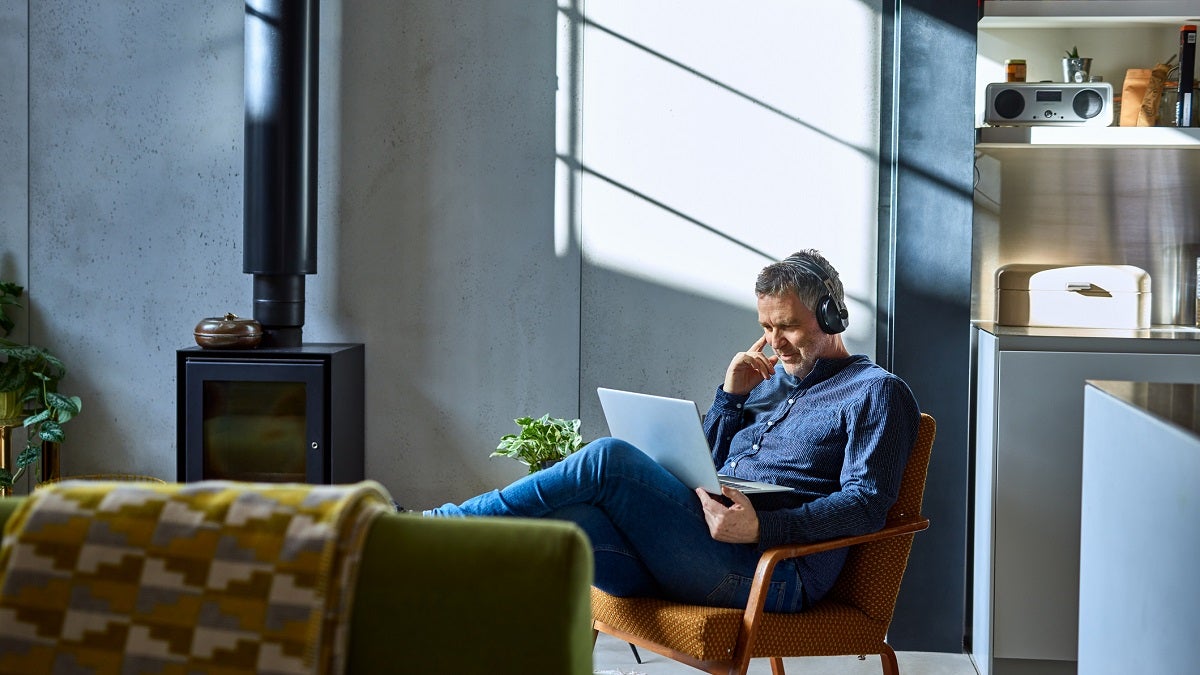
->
[592,412,936,675]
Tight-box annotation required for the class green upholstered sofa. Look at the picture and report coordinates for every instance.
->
[0,497,595,675]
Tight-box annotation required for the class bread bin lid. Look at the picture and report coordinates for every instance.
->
[996,264,1150,294]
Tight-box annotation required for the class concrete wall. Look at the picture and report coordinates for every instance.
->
[19,2,246,485]
[2,0,881,510]
[0,0,27,337]
[318,2,576,503]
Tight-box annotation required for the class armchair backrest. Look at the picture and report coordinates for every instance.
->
[825,413,936,622]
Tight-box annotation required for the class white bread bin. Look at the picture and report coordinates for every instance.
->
[996,264,1151,329]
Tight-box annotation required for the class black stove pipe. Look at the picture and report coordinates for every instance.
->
[244,0,318,349]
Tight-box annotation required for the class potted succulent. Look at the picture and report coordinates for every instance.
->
[1063,45,1092,83]
[491,414,583,473]
[0,281,82,490]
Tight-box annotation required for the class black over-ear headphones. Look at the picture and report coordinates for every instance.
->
[785,255,849,334]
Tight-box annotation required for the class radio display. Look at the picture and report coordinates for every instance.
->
[1036,90,1063,102]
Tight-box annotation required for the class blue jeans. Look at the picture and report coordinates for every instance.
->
[426,437,805,612]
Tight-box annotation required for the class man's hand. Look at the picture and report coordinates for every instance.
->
[695,486,760,544]
[723,335,779,396]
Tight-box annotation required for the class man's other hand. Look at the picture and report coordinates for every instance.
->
[723,335,779,396]
[695,486,760,544]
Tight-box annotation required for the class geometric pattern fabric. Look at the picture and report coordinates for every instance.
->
[0,479,393,675]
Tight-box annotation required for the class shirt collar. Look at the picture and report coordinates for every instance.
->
[797,354,863,388]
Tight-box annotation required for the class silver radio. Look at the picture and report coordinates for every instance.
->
[984,82,1113,127]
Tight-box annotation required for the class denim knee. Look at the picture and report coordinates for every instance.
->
[582,436,643,464]
[577,436,690,495]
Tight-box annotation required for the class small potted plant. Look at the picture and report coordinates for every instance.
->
[0,281,82,491]
[491,414,583,473]
[1063,45,1092,83]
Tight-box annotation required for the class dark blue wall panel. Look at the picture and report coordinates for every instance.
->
[877,0,976,653]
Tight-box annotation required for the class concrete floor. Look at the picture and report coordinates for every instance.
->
[593,632,979,675]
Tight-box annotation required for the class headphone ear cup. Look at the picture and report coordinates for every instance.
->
[817,295,848,334]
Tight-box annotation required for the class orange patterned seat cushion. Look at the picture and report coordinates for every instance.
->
[592,587,889,662]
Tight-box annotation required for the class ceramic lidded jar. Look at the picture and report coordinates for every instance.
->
[193,313,263,349]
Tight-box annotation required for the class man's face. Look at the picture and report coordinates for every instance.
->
[756,292,831,377]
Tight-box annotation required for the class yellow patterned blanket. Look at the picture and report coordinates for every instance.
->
[0,479,393,675]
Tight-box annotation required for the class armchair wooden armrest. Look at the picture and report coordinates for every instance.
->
[735,515,931,664]
[755,515,931,574]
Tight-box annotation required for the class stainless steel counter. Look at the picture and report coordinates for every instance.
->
[974,321,1200,353]
[1086,380,1200,437]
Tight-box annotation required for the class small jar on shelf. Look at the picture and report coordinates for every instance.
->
[1005,59,1026,83]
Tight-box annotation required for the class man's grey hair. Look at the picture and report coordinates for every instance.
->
[755,249,845,313]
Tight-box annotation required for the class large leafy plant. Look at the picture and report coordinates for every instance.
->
[491,414,583,474]
[0,281,82,489]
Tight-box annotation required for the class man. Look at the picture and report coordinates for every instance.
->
[426,250,919,613]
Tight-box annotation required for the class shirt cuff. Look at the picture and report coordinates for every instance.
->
[711,386,750,414]
[755,510,791,550]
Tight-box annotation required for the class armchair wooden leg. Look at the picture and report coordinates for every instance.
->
[629,643,643,664]
[769,656,785,674]
[589,628,642,665]
[880,644,899,675]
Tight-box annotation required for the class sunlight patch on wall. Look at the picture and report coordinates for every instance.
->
[580,174,766,308]
[555,3,582,258]
[559,0,882,322]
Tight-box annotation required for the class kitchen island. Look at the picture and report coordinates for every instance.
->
[1078,380,1200,675]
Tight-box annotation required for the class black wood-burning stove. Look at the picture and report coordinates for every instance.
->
[176,344,363,484]
[177,1,364,485]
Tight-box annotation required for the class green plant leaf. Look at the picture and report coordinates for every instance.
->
[37,419,64,444]
[46,392,82,415]
[53,397,81,424]
[0,282,22,339]
[0,288,80,460]
[17,442,40,468]
[490,414,584,472]
[0,360,23,392]
[38,351,66,376]
[23,408,51,426]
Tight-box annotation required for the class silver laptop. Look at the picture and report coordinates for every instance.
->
[596,387,792,495]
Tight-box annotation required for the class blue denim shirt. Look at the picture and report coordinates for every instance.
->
[702,354,919,605]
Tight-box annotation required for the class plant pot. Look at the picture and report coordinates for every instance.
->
[537,459,562,472]
[0,390,22,424]
[1063,57,1092,83]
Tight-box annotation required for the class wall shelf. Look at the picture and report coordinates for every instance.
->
[976,125,1200,147]
[974,1,1200,135]
[981,1,1200,28]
